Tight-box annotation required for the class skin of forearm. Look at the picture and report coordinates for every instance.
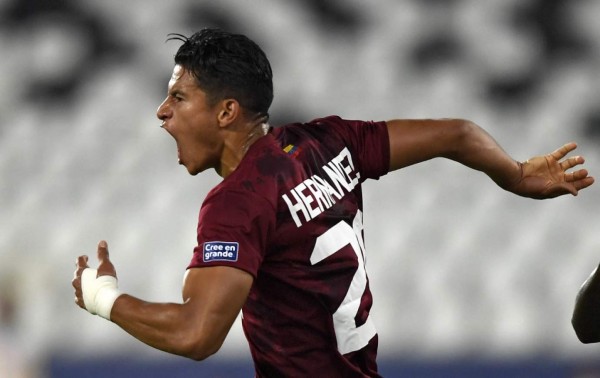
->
[447,120,522,190]
[109,294,224,360]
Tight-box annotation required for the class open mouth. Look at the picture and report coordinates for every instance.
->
[161,125,181,164]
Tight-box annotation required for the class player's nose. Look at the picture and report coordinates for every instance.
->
[157,98,171,122]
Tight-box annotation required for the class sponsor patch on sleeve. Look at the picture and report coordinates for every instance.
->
[202,241,239,263]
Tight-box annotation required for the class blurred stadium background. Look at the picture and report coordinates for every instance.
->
[1,0,600,376]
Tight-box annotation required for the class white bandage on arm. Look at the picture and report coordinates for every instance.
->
[81,268,122,320]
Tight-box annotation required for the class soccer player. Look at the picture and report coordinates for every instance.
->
[572,264,600,343]
[72,28,594,377]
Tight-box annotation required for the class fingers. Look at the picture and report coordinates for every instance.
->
[559,169,594,196]
[76,255,89,269]
[560,155,585,171]
[550,143,586,174]
[73,241,116,310]
[567,169,589,182]
[72,255,88,289]
[573,175,595,192]
[550,142,577,161]
[72,255,88,309]
[552,143,593,191]
[74,294,85,309]
[97,240,117,278]
[97,240,110,263]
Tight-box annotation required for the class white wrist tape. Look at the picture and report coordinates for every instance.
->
[81,268,122,320]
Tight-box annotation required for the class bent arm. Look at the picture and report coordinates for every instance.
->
[110,266,253,360]
[386,119,594,198]
[387,119,521,188]
[572,264,600,343]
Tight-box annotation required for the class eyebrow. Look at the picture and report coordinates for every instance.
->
[169,89,185,97]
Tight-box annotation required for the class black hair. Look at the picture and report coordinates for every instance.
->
[168,28,273,120]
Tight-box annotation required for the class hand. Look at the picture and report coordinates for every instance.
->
[510,142,594,199]
[72,240,118,310]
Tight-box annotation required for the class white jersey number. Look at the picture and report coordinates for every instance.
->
[310,210,377,354]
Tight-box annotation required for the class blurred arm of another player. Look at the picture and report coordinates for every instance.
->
[386,118,594,198]
[72,240,253,360]
[572,264,600,343]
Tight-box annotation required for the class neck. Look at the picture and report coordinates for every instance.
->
[242,121,269,154]
[219,117,269,178]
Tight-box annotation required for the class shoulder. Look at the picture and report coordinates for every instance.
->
[274,115,351,133]
[273,116,358,147]
[205,135,290,211]
[280,115,387,141]
[202,187,276,220]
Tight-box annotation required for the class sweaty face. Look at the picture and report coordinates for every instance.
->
[156,65,222,175]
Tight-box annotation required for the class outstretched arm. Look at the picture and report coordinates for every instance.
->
[386,119,594,198]
[72,241,253,360]
[572,264,600,343]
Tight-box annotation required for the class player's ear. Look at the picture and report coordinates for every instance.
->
[216,99,240,128]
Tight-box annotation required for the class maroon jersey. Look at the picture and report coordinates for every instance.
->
[188,116,390,377]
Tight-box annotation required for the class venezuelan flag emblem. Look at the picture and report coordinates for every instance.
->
[283,144,301,158]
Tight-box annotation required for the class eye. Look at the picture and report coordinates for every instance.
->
[169,91,183,102]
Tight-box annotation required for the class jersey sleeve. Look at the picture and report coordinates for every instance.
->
[187,189,275,278]
[320,116,390,180]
